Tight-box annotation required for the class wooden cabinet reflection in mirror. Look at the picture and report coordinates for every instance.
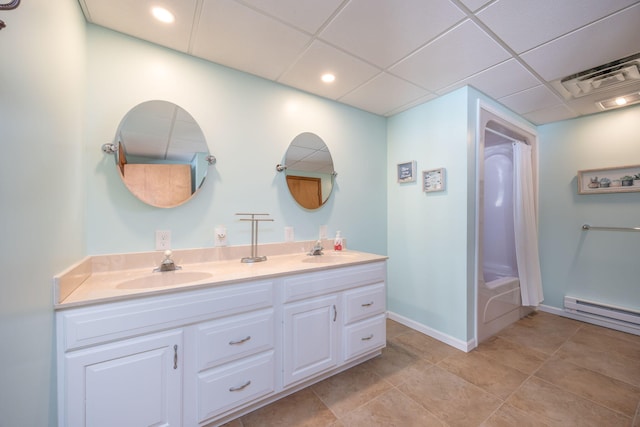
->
[287,176,321,209]
[123,164,191,208]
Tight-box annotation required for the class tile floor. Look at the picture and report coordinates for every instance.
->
[222,312,640,426]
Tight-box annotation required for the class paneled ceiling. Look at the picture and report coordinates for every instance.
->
[79,0,640,124]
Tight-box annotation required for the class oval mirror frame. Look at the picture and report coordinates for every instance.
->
[105,100,213,208]
[278,132,336,210]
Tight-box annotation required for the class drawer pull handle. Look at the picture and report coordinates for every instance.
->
[361,301,374,307]
[173,345,178,370]
[333,304,337,322]
[229,336,251,345]
[229,380,251,392]
[361,334,374,341]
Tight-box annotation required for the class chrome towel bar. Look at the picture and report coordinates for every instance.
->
[582,224,640,232]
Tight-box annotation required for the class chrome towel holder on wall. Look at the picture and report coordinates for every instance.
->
[582,224,640,232]
[0,0,20,30]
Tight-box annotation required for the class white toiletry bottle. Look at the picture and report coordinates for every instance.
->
[333,231,343,251]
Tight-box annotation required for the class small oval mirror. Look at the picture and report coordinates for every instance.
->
[110,101,212,208]
[280,132,335,210]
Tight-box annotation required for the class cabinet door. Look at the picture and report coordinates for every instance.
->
[283,294,339,387]
[64,330,182,427]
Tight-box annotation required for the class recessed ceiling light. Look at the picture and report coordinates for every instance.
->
[321,73,335,83]
[152,7,175,23]
[597,91,640,110]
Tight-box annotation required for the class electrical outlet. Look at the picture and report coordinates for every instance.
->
[214,226,227,247]
[155,230,171,250]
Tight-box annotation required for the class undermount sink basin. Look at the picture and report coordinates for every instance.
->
[116,271,214,289]
[301,253,357,263]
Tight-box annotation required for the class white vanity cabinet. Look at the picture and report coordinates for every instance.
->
[282,261,386,388]
[57,280,274,427]
[56,257,386,427]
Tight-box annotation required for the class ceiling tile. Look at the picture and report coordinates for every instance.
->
[520,4,640,81]
[477,0,638,54]
[436,59,541,99]
[498,85,563,114]
[384,93,439,116]
[390,20,511,91]
[459,0,492,12]
[82,0,197,52]
[239,0,344,34]
[191,0,311,80]
[339,73,431,116]
[523,104,578,125]
[279,41,381,100]
[81,0,640,124]
[319,0,465,68]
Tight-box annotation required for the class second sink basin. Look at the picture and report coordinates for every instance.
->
[116,271,213,289]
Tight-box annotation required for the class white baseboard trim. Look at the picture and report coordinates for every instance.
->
[387,311,475,352]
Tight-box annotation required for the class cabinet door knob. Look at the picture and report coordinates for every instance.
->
[229,380,251,392]
[333,304,337,322]
[229,336,251,345]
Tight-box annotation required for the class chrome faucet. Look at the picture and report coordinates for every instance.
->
[154,250,181,272]
[308,240,324,256]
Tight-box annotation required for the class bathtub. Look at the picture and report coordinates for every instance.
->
[477,268,529,343]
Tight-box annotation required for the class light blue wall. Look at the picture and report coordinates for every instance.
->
[537,104,640,311]
[85,26,387,256]
[0,0,86,426]
[387,88,471,340]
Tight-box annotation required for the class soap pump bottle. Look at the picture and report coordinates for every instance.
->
[333,231,343,251]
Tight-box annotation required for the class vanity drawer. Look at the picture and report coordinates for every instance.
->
[197,351,275,423]
[343,314,386,362]
[283,261,386,303]
[60,280,273,350]
[196,309,274,371]
[343,282,385,324]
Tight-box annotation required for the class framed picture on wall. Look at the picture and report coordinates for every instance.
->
[397,160,417,183]
[577,164,640,194]
[423,168,446,192]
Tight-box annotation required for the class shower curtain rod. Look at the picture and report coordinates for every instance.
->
[582,224,640,232]
[485,127,524,144]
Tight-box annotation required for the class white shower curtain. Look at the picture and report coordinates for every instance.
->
[513,142,544,306]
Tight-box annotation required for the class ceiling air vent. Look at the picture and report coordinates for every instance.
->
[552,53,640,99]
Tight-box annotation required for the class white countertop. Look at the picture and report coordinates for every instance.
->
[55,246,387,309]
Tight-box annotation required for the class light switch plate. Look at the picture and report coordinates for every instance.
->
[284,227,294,242]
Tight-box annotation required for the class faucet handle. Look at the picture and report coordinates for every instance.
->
[155,250,181,272]
[308,240,324,256]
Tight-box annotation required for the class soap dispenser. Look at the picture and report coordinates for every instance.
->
[333,231,343,251]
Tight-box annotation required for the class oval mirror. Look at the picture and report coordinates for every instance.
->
[106,100,213,208]
[279,132,335,210]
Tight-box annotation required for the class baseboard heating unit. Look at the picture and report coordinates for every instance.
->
[564,296,640,334]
